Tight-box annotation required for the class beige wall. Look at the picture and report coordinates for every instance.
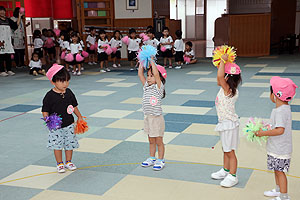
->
[114,0,152,19]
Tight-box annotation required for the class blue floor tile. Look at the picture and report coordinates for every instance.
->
[182,100,215,108]
[255,72,300,76]
[164,113,218,124]
[169,134,219,148]
[0,185,42,200]
[165,121,191,132]
[87,127,137,140]
[0,104,41,113]
[291,105,300,112]
[292,121,300,130]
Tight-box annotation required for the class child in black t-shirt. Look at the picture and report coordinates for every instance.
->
[42,64,83,173]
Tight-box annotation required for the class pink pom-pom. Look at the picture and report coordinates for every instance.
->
[111,47,117,54]
[65,54,74,62]
[53,29,61,37]
[90,45,95,51]
[61,51,66,59]
[76,54,84,62]
[20,7,25,14]
[11,54,14,59]
[122,36,129,45]
[143,35,150,41]
[184,56,191,63]
[160,46,166,52]
[139,33,146,38]
[45,38,54,48]
[82,51,89,58]
[103,44,113,55]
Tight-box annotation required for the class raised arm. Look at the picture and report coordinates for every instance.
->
[217,54,230,94]
[150,60,161,89]
[138,63,146,85]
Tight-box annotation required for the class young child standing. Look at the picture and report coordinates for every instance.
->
[211,54,242,187]
[173,30,184,69]
[97,29,110,72]
[138,60,167,171]
[184,41,197,64]
[144,29,160,48]
[33,30,44,60]
[42,64,83,173]
[59,31,70,68]
[67,32,83,76]
[256,76,297,200]
[44,29,56,63]
[160,27,173,69]
[127,28,141,71]
[86,27,97,65]
[29,52,45,76]
[110,30,122,68]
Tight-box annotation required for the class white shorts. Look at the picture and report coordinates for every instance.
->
[215,120,239,152]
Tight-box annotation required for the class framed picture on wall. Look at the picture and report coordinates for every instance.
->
[126,0,138,10]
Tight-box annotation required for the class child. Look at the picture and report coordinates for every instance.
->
[256,77,297,200]
[86,27,97,65]
[173,30,184,69]
[184,41,197,64]
[59,31,70,68]
[160,27,173,68]
[127,28,141,71]
[144,29,160,48]
[97,29,110,72]
[42,64,83,173]
[67,32,83,76]
[211,54,242,187]
[138,60,167,171]
[29,52,45,76]
[44,29,56,63]
[110,30,122,68]
[33,29,44,59]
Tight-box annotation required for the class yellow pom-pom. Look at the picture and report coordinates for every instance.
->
[212,45,236,67]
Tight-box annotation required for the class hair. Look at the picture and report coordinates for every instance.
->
[146,29,155,35]
[33,29,41,39]
[98,29,106,41]
[129,28,136,35]
[0,6,6,11]
[186,41,193,48]
[90,27,95,32]
[225,74,242,97]
[148,67,166,99]
[31,52,39,60]
[147,25,153,30]
[113,30,122,39]
[175,30,182,39]
[13,7,20,18]
[162,27,169,32]
[52,68,71,83]
[42,28,48,35]
[70,31,79,43]
[60,31,69,41]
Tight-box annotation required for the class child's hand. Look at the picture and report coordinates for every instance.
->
[221,54,228,62]
[255,129,264,137]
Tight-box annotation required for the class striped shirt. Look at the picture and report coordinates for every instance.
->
[142,82,165,116]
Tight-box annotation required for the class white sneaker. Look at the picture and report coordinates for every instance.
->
[130,68,134,71]
[153,159,165,171]
[57,163,66,173]
[112,64,118,68]
[100,69,106,73]
[168,66,173,69]
[106,68,111,72]
[93,62,98,65]
[175,66,182,69]
[88,62,93,65]
[211,168,229,180]
[0,72,9,77]
[118,64,121,67]
[220,174,238,187]
[77,71,81,76]
[65,162,77,171]
[270,197,290,200]
[73,71,77,75]
[141,157,156,167]
[81,67,84,71]
[7,71,15,76]
[264,189,280,197]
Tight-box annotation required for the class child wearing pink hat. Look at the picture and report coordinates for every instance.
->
[138,59,167,171]
[256,76,298,200]
[43,64,84,173]
[211,54,242,188]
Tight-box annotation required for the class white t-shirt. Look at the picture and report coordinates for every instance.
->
[34,38,44,49]
[267,105,292,158]
[97,39,109,53]
[86,35,96,47]
[144,38,160,48]
[29,60,42,69]
[80,40,85,48]
[128,38,141,52]
[142,81,165,116]
[185,49,195,59]
[160,36,173,49]
[109,38,122,50]
[60,41,70,50]
[174,39,184,52]
[68,43,82,54]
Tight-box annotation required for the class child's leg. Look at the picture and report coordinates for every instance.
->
[130,61,134,68]
[155,137,165,159]
[148,136,156,157]
[225,150,237,175]
[113,57,116,64]
[54,150,63,163]
[168,58,172,66]
[66,64,69,70]
[223,152,230,170]
[163,57,167,66]
[77,64,81,72]
[65,150,73,162]
[190,59,197,64]
[275,171,287,194]
[100,61,104,69]
[117,58,121,65]
[105,60,108,68]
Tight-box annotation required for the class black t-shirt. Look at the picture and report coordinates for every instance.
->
[0,17,18,30]
[42,88,78,128]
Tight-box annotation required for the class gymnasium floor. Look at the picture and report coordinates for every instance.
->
[0,55,300,200]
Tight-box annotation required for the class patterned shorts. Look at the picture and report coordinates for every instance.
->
[267,154,291,172]
[47,124,79,150]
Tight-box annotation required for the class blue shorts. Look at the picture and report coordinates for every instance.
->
[47,124,79,150]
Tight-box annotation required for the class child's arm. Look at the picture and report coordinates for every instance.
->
[150,60,162,89]
[217,54,230,94]
[256,127,285,137]
[42,112,49,118]
[138,63,146,85]
[73,107,83,121]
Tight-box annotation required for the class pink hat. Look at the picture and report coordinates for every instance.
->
[46,64,64,81]
[270,76,298,102]
[225,63,241,75]
[156,65,167,79]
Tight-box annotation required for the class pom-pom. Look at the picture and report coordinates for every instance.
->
[61,51,66,59]
[139,33,149,41]
[243,117,270,145]
[90,42,97,51]
[53,28,61,37]
[74,117,89,134]
[20,7,25,14]
[111,47,117,54]
[122,36,130,45]
[42,113,62,131]
[45,38,54,48]
[137,45,157,69]
[76,54,84,62]
[160,46,166,52]
[82,51,89,58]
[103,44,113,55]
[184,56,191,63]
[212,45,236,67]
[65,53,74,62]
[11,54,14,59]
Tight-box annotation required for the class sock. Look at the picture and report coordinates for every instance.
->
[57,162,63,165]
[157,159,164,162]
[224,168,230,172]
[150,157,156,160]
[231,174,236,177]
[275,185,280,192]
[280,193,289,200]
[66,160,71,164]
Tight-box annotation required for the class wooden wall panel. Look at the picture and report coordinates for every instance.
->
[229,14,271,57]
[114,18,153,28]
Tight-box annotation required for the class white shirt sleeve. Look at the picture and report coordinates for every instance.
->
[29,60,33,68]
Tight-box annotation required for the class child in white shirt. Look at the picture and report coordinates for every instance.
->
[173,30,184,69]
[86,27,97,65]
[127,28,141,71]
[109,30,122,68]
[144,29,159,49]
[29,52,45,76]
[160,27,173,68]
[97,29,110,73]
[184,41,197,64]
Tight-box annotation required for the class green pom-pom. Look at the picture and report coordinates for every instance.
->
[243,117,270,145]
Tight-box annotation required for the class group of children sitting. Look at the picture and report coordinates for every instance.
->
[29,26,197,76]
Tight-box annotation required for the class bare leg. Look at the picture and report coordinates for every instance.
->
[77,64,81,72]
[163,57,167,66]
[65,150,73,162]
[54,150,63,163]
[168,58,172,66]
[225,150,237,174]
[190,59,197,64]
[156,137,165,159]
[100,61,104,69]
[148,137,156,157]
[223,152,230,170]
[275,171,287,193]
